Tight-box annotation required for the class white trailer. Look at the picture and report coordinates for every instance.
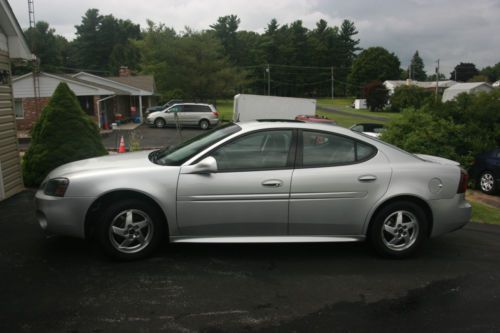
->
[354,99,367,110]
[233,94,316,122]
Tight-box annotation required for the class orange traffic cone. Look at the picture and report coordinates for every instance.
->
[118,135,126,153]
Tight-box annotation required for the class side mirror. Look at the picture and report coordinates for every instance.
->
[181,156,218,174]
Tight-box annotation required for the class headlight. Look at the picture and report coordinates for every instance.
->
[44,178,69,197]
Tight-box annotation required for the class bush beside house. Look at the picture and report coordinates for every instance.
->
[381,90,500,167]
[389,85,433,112]
[23,83,107,187]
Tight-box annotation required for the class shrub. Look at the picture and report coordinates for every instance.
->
[389,85,433,112]
[381,90,500,167]
[363,80,389,111]
[23,82,107,187]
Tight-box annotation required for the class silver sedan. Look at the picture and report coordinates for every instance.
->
[35,121,471,260]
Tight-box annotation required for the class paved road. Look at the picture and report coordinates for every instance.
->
[317,105,390,122]
[100,124,204,150]
[2,191,500,332]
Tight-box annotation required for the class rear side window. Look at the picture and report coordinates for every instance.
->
[186,105,211,113]
[302,131,376,167]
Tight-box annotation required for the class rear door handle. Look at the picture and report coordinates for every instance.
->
[262,180,283,187]
[358,175,377,182]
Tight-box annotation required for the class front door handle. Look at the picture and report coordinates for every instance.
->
[262,180,283,187]
[358,175,377,182]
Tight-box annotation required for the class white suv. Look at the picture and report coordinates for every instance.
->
[146,103,219,130]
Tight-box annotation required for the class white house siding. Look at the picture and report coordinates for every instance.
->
[0,51,23,199]
[0,30,7,53]
[13,73,114,98]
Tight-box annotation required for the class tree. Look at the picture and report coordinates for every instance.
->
[72,9,141,74]
[138,22,247,99]
[450,62,479,82]
[480,62,500,82]
[24,21,68,72]
[23,83,107,187]
[363,80,389,111]
[409,51,426,81]
[389,85,433,112]
[209,15,241,64]
[468,75,489,82]
[348,47,401,96]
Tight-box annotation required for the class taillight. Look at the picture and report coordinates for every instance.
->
[457,169,468,194]
[212,111,219,117]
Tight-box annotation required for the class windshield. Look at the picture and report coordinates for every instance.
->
[150,123,241,166]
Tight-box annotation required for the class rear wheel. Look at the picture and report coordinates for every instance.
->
[369,201,428,258]
[479,171,497,194]
[199,119,210,130]
[97,199,165,260]
[154,118,166,128]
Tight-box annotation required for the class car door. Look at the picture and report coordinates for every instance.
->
[164,105,182,126]
[176,129,295,236]
[178,104,196,126]
[289,130,392,236]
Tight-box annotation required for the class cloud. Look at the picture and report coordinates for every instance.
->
[10,0,500,74]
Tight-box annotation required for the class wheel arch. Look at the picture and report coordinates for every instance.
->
[84,190,169,239]
[366,195,433,238]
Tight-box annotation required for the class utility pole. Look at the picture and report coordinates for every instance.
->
[266,64,270,96]
[435,59,440,102]
[331,66,334,100]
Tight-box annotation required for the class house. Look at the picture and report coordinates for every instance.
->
[442,82,493,102]
[384,79,457,95]
[493,80,500,88]
[13,67,157,130]
[0,0,32,200]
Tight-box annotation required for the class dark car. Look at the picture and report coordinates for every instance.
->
[469,148,500,194]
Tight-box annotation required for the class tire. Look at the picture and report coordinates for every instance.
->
[199,119,210,130]
[369,201,428,258]
[97,199,165,260]
[479,171,497,194]
[154,118,166,128]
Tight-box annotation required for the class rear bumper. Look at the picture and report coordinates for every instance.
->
[429,194,472,237]
[35,190,95,239]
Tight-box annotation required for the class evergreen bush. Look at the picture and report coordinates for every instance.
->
[23,82,107,187]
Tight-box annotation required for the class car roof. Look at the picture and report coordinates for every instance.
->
[237,120,363,137]
[171,103,213,107]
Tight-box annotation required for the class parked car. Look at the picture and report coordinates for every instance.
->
[295,115,337,125]
[145,99,183,116]
[35,121,471,260]
[469,147,500,194]
[350,123,385,138]
[146,103,219,130]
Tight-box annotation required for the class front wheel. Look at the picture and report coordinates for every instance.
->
[154,118,166,128]
[97,199,165,260]
[199,119,210,130]
[479,171,497,194]
[369,201,428,258]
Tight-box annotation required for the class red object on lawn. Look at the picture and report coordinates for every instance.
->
[118,136,126,153]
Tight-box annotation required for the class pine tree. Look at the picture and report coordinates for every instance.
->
[23,83,107,187]
[410,51,426,81]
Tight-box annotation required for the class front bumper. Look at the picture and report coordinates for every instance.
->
[429,194,472,237]
[35,190,95,239]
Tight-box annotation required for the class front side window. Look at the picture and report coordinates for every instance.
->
[152,123,241,166]
[212,130,293,171]
[302,131,376,167]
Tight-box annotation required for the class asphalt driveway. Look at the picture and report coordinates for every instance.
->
[1,191,500,332]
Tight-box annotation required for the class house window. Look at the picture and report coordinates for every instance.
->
[14,100,24,119]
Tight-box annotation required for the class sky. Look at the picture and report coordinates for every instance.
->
[10,0,500,76]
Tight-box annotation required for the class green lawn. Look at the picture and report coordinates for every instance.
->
[217,97,400,128]
[469,200,500,225]
[215,100,233,122]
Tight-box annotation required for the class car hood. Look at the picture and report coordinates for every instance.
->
[47,150,157,178]
[415,154,460,166]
